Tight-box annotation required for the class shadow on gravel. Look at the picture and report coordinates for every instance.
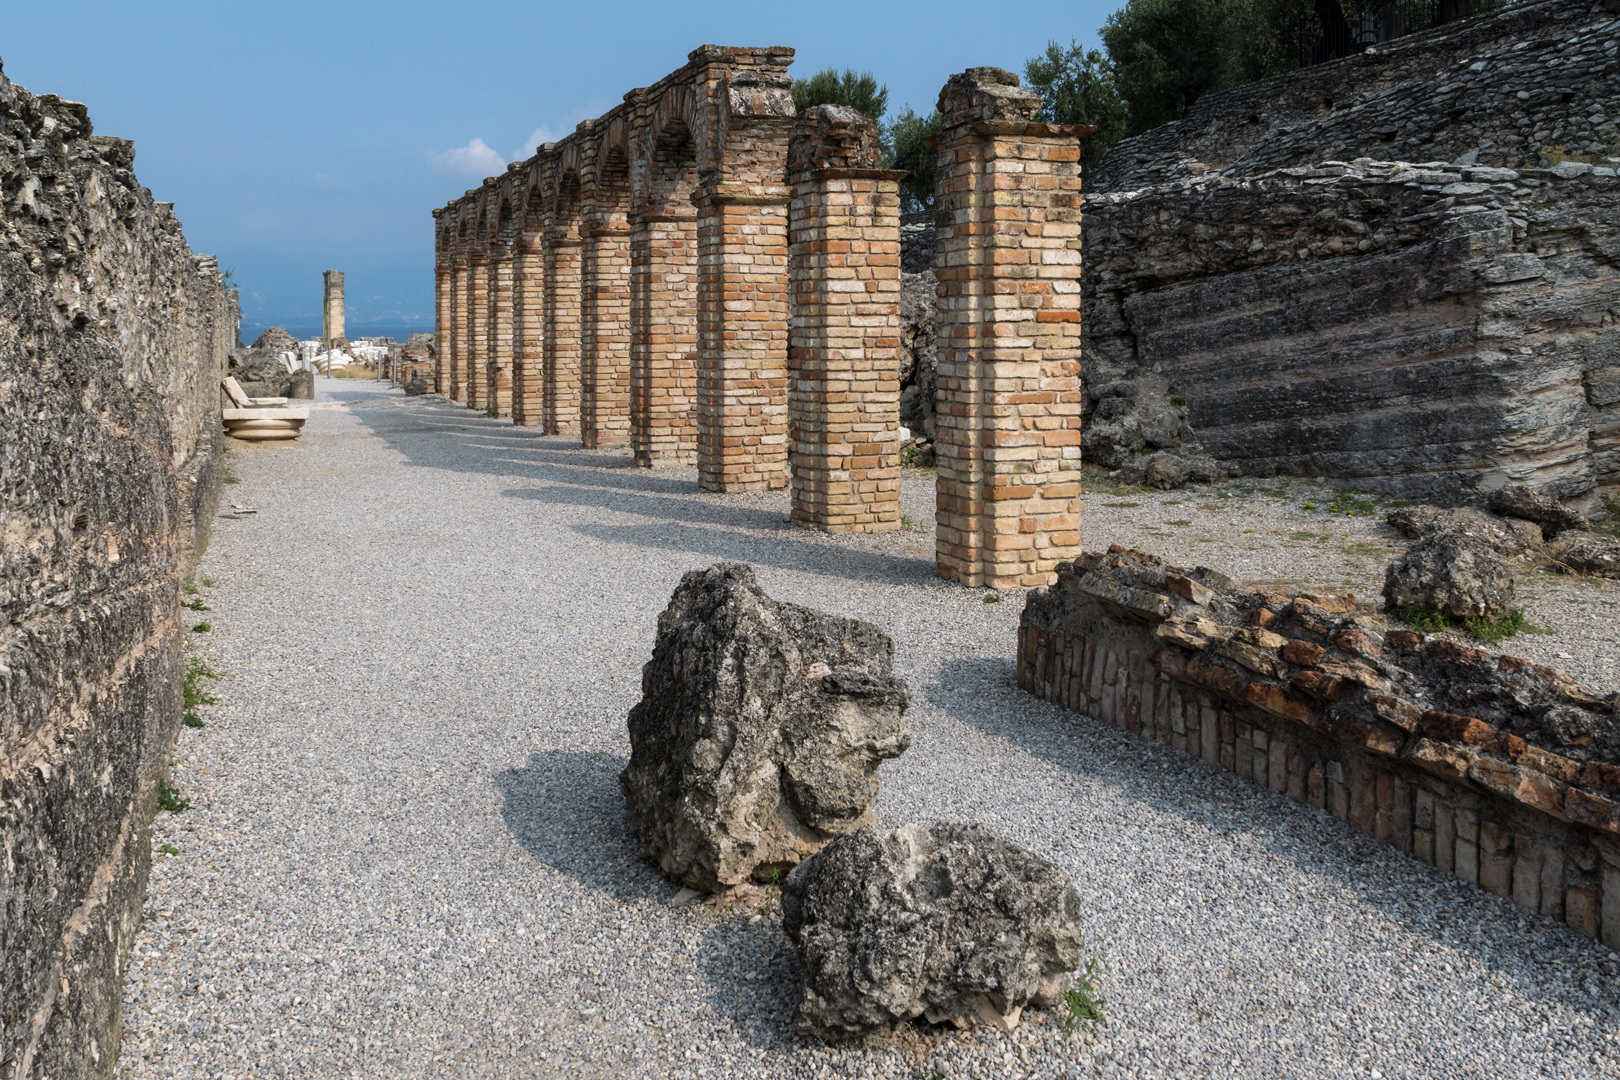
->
[932,654,1620,1018]
[566,521,936,587]
[694,920,802,1051]
[494,750,671,904]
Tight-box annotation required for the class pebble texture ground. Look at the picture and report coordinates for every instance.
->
[118,380,1620,1079]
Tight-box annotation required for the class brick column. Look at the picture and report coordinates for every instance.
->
[487,252,515,417]
[450,257,470,403]
[466,255,487,411]
[694,185,790,492]
[630,212,699,466]
[543,220,583,435]
[933,67,1088,589]
[512,235,545,426]
[786,105,905,532]
[433,260,450,395]
[582,213,632,449]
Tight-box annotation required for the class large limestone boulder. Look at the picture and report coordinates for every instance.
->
[1384,527,1516,619]
[782,822,1085,1043]
[621,563,910,893]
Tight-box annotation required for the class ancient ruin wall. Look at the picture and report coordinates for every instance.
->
[1085,160,1620,500]
[1019,549,1620,945]
[1092,0,1620,192]
[0,63,234,1077]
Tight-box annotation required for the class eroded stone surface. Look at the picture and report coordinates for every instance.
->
[1384,528,1517,620]
[620,563,909,892]
[782,821,1085,1043]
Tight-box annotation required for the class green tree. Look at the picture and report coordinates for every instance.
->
[883,107,942,212]
[1024,42,1129,167]
[791,68,889,122]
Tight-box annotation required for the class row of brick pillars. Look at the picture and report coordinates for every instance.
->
[433,59,1086,588]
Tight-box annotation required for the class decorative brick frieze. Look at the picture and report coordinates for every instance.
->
[786,105,905,531]
[932,68,1089,590]
[1019,547,1620,946]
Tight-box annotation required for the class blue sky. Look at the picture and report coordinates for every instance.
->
[5,0,1114,342]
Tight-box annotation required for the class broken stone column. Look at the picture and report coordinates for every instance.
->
[621,562,911,893]
[933,68,1088,589]
[783,821,1085,1042]
[787,105,905,532]
[322,269,345,350]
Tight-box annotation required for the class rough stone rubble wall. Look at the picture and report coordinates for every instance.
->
[0,63,233,1077]
[1092,0,1620,192]
[1080,0,1620,502]
[1019,549,1620,946]
[1086,160,1620,500]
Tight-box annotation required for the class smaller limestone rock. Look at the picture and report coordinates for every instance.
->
[402,377,430,396]
[621,563,910,893]
[783,821,1085,1044]
[1119,450,1221,490]
[1385,504,1543,558]
[1488,484,1591,539]
[1384,527,1516,620]
[1546,533,1620,577]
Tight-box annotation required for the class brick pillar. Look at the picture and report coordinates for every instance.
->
[933,67,1087,589]
[433,260,450,395]
[466,255,487,411]
[630,212,699,466]
[487,253,515,417]
[582,214,632,450]
[450,257,469,403]
[787,105,905,532]
[543,221,583,435]
[512,235,545,426]
[694,185,790,492]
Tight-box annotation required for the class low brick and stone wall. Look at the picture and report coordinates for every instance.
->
[1018,548,1620,945]
[1,63,234,1076]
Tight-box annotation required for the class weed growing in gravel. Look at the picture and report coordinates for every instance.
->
[183,657,219,709]
[901,514,917,529]
[1288,531,1329,542]
[191,622,211,633]
[200,575,217,588]
[157,781,191,813]
[158,844,180,856]
[183,597,210,612]
[1463,609,1533,645]
[183,711,206,729]
[1061,955,1108,1032]
[1166,519,1191,527]
[983,593,1003,604]
[1397,608,1450,633]
[1102,501,1142,509]
[1326,489,1378,517]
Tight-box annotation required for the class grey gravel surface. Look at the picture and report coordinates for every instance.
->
[119,379,1620,1080]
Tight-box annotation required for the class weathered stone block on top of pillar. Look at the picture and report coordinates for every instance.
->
[787,104,905,533]
[932,67,1091,590]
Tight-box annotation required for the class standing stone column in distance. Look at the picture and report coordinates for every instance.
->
[322,269,345,350]
[786,105,905,532]
[543,218,584,435]
[466,254,488,411]
[432,256,450,394]
[933,68,1089,589]
[449,256,469,402]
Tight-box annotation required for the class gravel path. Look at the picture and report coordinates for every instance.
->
[118,379,1620,1080]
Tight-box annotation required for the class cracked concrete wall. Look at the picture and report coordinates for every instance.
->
[0,61,233,1079]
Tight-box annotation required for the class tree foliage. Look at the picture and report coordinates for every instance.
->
[791,68,889,123]
[882,107,942,213]
[1023,42,1129,167]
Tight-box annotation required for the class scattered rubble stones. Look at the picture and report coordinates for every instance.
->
[782,821,1085,1043]
[250,326,300,356]
[1383,527,1517,620]
[228,346,313,400]
[620,563,910,893]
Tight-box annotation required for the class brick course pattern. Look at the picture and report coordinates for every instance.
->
[786,105,905,531]
[1020,547,1620,946]
[932,69,1088,588]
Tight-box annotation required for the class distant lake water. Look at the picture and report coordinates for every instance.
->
[239,321,435,345]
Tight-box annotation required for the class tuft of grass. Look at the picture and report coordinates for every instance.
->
[157,782,191,813]
[183,597,210,612]
[1061,955,1108,1032]
[1166,519,1192,526]
[1169,394,1186,407]
[183,711,206,729]
[157,844,180,856]
[1288,531,1329,542]
[183,657,219,709]
[1301,501,1318,511]
[1327,489,1378,517]
[1102,501,1142,509]
[983,592,1003,604]
[1397,607,1450,633]
[191,622,211,633]
[1463,609,1532,645]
